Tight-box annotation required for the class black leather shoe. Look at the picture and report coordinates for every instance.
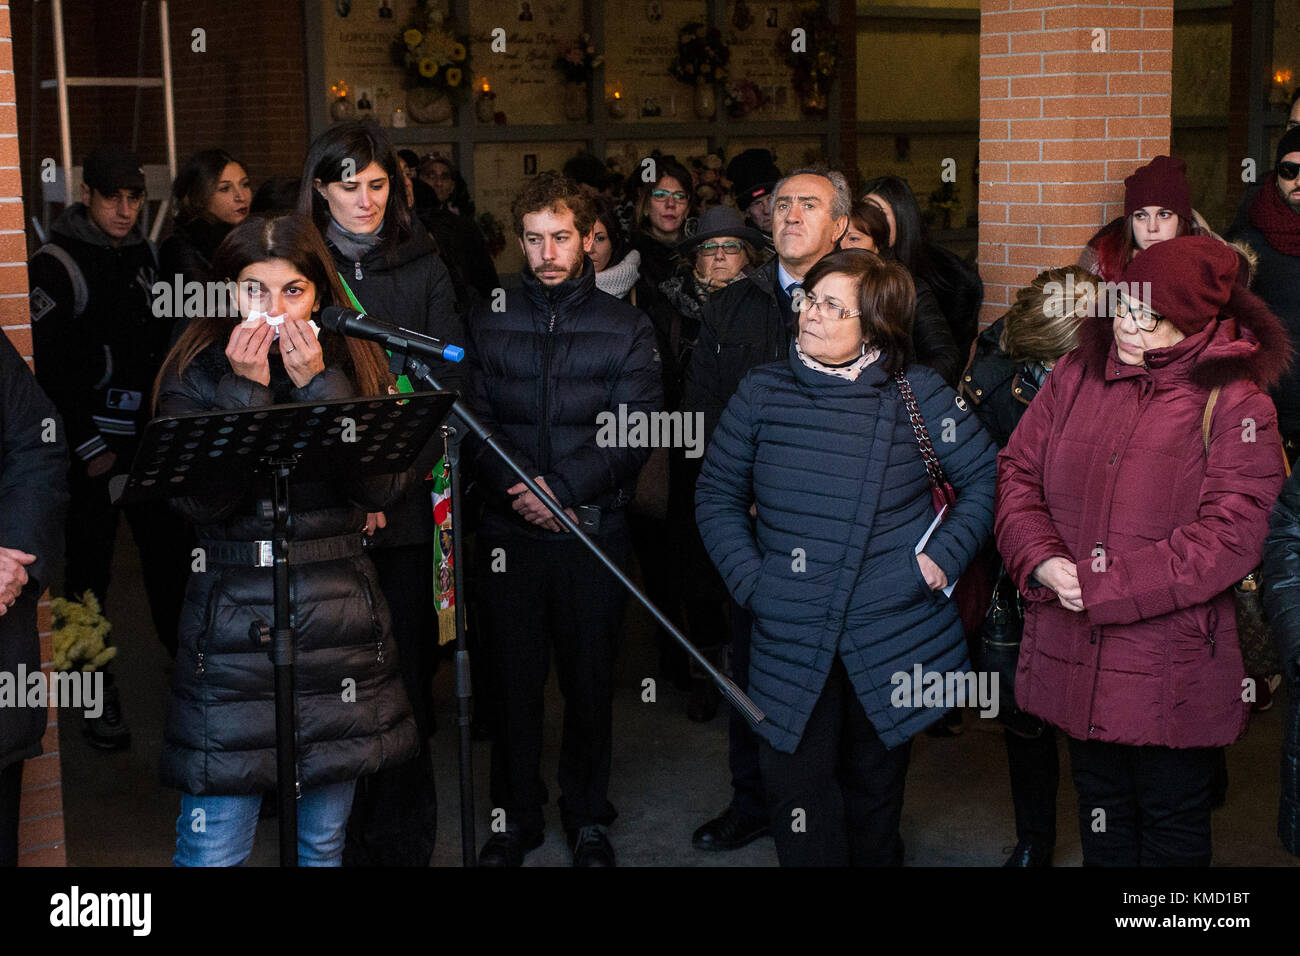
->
[691,806,769,851]
[478,825,543,867]
[1003,840,1053,867]
[569,825,616,867]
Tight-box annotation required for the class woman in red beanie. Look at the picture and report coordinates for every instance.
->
[1079,154,1252,285]
[996,235,1291,866]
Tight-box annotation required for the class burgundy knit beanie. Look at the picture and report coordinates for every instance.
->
[1119,235,1237,336]
[1123,155,1192,222]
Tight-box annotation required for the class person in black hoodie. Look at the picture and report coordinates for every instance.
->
[160,149,251,287]
[0,332,68,866]
[29,145,193,748]
[465,173,661,867]
[300,120,464,866]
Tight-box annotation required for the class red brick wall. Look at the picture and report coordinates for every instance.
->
[978,0,1174,326]
[12,0,310,250]
[0,0,67,867]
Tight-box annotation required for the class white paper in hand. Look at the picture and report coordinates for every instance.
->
[915,505,957,598]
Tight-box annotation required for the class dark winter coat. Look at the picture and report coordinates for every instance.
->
[29,204,166,465]
[159,216,232,287]
[0,335,68,772]
[925,243,983,372]
[695,346,997,753]
[960,317,1042,447]
[1228,215,1300,438]
[913,275,963,387]
[631,231,679,292]
[996,314,1288,748]
[1260,471,1300,856]
[463,259,662,537]
[324,222,465,549]
[156,343,417,795]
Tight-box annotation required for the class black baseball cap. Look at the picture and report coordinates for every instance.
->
[83,145,146,195]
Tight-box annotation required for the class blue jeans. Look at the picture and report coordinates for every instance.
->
[174,780,356,867]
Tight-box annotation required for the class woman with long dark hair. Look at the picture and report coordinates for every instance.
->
[160,149,251,286]
[152,213,416,866]
[629,154,696,290]
[299,120,464,865]
[861,175,976,384]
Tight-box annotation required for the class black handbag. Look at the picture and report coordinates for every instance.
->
[976,564,1046,738]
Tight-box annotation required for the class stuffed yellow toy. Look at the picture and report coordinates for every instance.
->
[51,591,117,672]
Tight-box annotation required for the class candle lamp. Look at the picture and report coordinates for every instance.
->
[476,77,497,123]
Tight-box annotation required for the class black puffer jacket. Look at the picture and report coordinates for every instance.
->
[959,317,1041,446]
[464,259,662,537]
[1259,471,1300,857]
[324,222,465,549]
[159,216,232,286]
[0,334,68,773]
[156,342,417,795]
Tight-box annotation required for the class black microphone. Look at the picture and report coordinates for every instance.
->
[318,305,465,363]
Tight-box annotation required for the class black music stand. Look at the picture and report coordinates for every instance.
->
[115,390,455,867]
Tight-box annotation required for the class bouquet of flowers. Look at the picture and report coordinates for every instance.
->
[780,1,837,114]
[51,591,117,672]
[554,33,603,85]
[724,79,769,118]
[668,22,730,86]
[392,2,472,102]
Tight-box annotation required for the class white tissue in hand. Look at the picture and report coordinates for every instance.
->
[241,311,320,340]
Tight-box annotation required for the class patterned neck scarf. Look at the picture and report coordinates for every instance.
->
[794,340,881,381]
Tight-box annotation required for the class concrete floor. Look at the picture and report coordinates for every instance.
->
[58,525,1299,867]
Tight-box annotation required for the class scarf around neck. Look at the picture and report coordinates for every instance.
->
[595,248,641,299]
[326,217,384,263]
[794,340,881,381]
[1249,174,1300,257]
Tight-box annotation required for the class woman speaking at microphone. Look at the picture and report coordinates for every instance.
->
[151,213,418,866]
[299,121,467,864]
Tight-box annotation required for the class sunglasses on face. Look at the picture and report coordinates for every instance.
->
[1278,161,1300,182]
[698,241,743,256]
[650,189,687,203]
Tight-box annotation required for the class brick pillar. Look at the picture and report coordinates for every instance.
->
[978,0,1174,326]
[0,1,67,867]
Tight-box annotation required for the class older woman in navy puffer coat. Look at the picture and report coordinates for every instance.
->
[696,248,998,866]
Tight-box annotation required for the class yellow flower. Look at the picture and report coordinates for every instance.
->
[446,67,463,87]
[450,42,467,62]
[419,57,439,78]
[404,28,423,48]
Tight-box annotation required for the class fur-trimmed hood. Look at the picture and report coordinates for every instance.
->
[1076,282,1293,391]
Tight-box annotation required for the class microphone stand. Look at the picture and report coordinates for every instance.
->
[386,349,764,867]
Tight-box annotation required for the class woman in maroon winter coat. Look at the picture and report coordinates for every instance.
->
[996,235,1290,866]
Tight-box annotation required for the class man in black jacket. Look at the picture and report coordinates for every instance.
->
[680,166,849,853]
[465,173,661,867]
[29,145,193,749]
[0,333,68,865]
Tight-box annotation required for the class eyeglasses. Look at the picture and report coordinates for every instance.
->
[1114,295,1164,332]
[698,241,743,256]
[650,189,687,203]
[1278,161,1300,182]
[793,289,861,322]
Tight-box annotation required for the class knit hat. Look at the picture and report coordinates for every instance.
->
[726,148,781,211]
[1123,155,1192,222]
[1276,126,1300,167]
[1118,234,1292,387]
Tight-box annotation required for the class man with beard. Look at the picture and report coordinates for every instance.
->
[464,173,661,866]
[1229,126,1300,457]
